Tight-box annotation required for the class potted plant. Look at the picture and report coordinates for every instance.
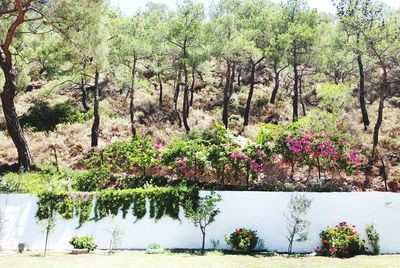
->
[146,243,164,254]
[69,235,97,254]
[18,242,26,253]
[225,228,258,253]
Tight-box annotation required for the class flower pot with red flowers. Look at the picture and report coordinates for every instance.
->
[319,222,365,258]
[69,236,97,254]
[225,228,258,252]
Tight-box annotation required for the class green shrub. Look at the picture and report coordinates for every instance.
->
[225,228,258,252]
[72,166,112,192]
[366,224,380,255]
[20,100,91,132]
[0,166,77,194]
[319,222,365,258]
[69,236,97,251]
[84,135,160,176]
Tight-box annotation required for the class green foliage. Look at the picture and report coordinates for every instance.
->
[184,192,221,253]
[20,101,91,132]
[366,224,380,255]
[317,83,353,114]
[72,166,111,192]
[69,235,97,251]
[161,138,207,179]
[225,228,259,252]
[36,187,199,227]
[84,135,160,176]
[36,191,93,227]
[298,109,338,133]
[319,222,365,258]
[285,194,312,254]
[0,166,78,194]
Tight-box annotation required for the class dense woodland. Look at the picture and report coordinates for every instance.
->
[0,0,399,192]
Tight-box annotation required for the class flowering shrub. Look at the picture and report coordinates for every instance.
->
[81,124,363,188]
[161,138,207,179]
[319,222,365,258]
[256,124,362,178]
[69,235,97,251]
[225,228,258,251]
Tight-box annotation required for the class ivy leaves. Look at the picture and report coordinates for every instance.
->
[36,187,199,227]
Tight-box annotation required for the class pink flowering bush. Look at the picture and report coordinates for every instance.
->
[161,138,207,180]
[256,124,362,179]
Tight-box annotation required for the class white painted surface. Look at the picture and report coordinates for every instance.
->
[0,192,399,253]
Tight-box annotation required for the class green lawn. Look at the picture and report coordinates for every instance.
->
[1,251,399,268]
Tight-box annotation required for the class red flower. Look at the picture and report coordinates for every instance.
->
[329,249,333,253]
[323,240,328,243]
[349,237,353,241]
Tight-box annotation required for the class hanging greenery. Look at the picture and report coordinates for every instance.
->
[36,187,199,227]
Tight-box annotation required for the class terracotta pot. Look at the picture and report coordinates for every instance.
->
[71,248,89,255]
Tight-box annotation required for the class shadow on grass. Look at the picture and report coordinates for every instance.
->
[167,249,278,258]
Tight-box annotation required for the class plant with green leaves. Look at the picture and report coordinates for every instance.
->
[184,192,222,254]
[225,227,258,252]
[69,235,97,252]
[37,200,57,257]
[366,224,380,255]
[85,135,160,177]
[285,193,312,254]
[319,221,365,258]
[161,138,207,180]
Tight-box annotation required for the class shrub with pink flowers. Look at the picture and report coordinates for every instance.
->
[319,222,365,258]
[256,124,362,179]
[161,138,207,180]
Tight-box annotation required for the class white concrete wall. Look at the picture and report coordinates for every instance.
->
[0,191,399,253]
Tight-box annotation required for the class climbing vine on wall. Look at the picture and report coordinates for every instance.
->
[36,187,199,227]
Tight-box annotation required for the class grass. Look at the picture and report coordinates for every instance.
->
[1,251,399,268]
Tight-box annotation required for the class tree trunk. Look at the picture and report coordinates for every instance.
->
[0,52,33,170]
[130,57,137,137]
[81,79,90,111]
[243,62,256,126]
[292,60,299,122]
[237,67,242,87]
[270,65,280,104]
[91,69,100,147]
[44,228,49,256]
[174,71,182,127]
[201,229,206,254]
[183,67,191,133]
[222,60,231,129]
[299,74,306,116]
[372,66,387,160]
[158,73,163,107]
[190,67,195,107]
[229,63,235,97]
[357,53,370,130]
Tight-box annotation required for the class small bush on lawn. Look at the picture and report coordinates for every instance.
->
[225,228,258,252]
[319,222,365,258]
[69,236,97,251]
